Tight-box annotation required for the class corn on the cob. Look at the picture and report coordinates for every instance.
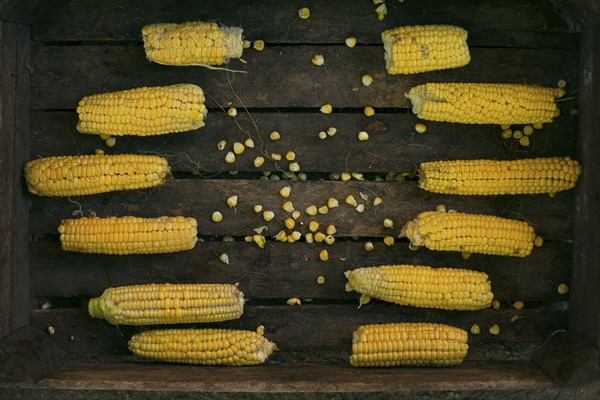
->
[129,326,276,366]
[350,322,468,367]
[382,25,470,74]
[406,83,564,125]
[89,283,244,325]
[58,216,197,255]
[345,265,493,310]
[24,154,170,197]
[142,22,243,66]
[76,84,207,137]
[419,157,582,196]
[399,211,537,257]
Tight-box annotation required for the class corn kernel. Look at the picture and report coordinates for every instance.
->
[94,149,105,155]
[289,162,300,172]
[316,276,326,285]
[558,79,567,88]
[216,140,227,151]
[345,195,357,206]
[352,172,364,181]
[283,218,294,230]
[253,234,266,249]
[253,40,265,51]
[319,249,329,261]
[254,156,265,168]
[285,151,296,161]
[219,253,230,265]
[327,127,337,136]
[309,221,319,232]
[227,107,237,117]
[375,3,387,20]
[244,138,255,148]
[320,104,333,114]
[305,232,314,243]
[512,130,523,139]
[341,172,351,182]
[225,151,236,164]
[500,124,511,130]
[318,205,329,215]
[324,235,335,245]
[245,235,254,243]
[558,283,569,294]
[470,324,480,335]
[291,210,301,219]
[299,7,310,19]
[511,314,522,322]
[318,131,327,139]
[253,204,263,213]
[358,131,369,141]
[263,210,275,222]
[275,230,287,242]
[270,131,281,141]
[364,241,374,251]
[436,204,447,213]
[373,197,383,206]
[519,136,530,147]
[356,204,365,213]
[523,125,534,136]
[100,134,111,141]
[383,236,395,246]
[314,232,326,242]
[461,252,472,260]
[271,153,282,161]
[326,225,336,235]
[327,198,339,208]
[492,300,500,310]
[533,123,544,129]
[345,37,357,48]
[287,297,301,305]
[512,301,525,310]
[212,211,223,223]
[489,324,501,335]
[298,172,307,181]
[330,172,341,180]
[103,137,116,148]
[226,195,238,207]
[312,54,325,66]
[279,186,291,198]
[306,205,318,216]
[415,123,427,134]
[534,236,544,247]
[47,326,55,335]
[383,218,394,228]
[364,106,375,117]
[362,74,373,87]
[501,129,513,139]
[243,40,251,49]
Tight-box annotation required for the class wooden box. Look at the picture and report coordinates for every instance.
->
[1,0,598,396]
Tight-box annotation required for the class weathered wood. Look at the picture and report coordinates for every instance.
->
[30,45,579,110]
[31,0,574,48]
[0,0,55,25]
[28,179,576,241]
[29,240,572,301]
[0,21,30,338]
[40,359,553,392]
[533,331,599,384]
[29,111,579,174]
[30,304,566,356]
[570,24,600,350]
[0,326,68,384]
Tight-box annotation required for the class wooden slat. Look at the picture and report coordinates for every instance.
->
[40,359,553,392]
[31,0,574,48]
[570,24,600,350]
[29,240,572,301]
[0,21,30,338]
[29,112,579,173]
[0,0,55,25]
[30,305,566,356]
[30,45,579,110]
[29,180,576,241]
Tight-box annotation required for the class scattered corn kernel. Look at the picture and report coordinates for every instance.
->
[244,137,255,148]
[470,324,480,335]
[345,37,357,48]
[364,241,374,251]
[226,195,238,207]
[383,218,394,228]
[312,54,325,66]
[319,249,329,261]
[415,123,427,134]
[314,232,326,242]
[510,314,522,322]
[253,40,265,51]
[318,131,327,139]
[326,225,336,235]
[533,123,544,129]
[219,253,230,265]
[275,230,287,242]
[299,7,310,19]
[558,283,569,295]
[253,234,266,249]
[94,149,105,155]
[212,211,223,223]
[523,125,534,136]
[41,302,52,310]
[512,301,525,310]
[345,195,357,206]
[47,326,55,335]
[291,210,301,219]
[316,276,326,285]
[375,3,387,20]
[362,74,373,87]
[534,236,544,247]
[305,232,314,243]
[253,226,267,235]
[285,151,296,161]
[227,107,237,117]
[327,198,339,208]
[263,210,275,222]
[271,153,282,161]
[324,235,335,245]
[298,172,307,181]
[287,297,301,305]
[341,172,352,182]
[283,218,295,230]
[245,235,254,243]
[512,130,523,139]
[364,106,375,117]
[435,204,446,213]
[352,172,364,181]
[309,221,319,232]
[306,205,318,216]
[242,40,251,49]
[269,131,281,141]
[558,79,567,88]
[320,104,333,114]
[253,205,263,213]
[492,300,501,310]
[225,151,236,164]
[100,134,111,141]
[289,162,300,172]
[500,124,511,130]
[501,129,513,139]
[318,205,329,215]
[519,136,530,147]
[279,186,291,198]
[254,156,265,168]
[330,172,341,180]
[489,324,501,335]
[358,131,369,141]
[105,137,117,147]
[356,204,365,213]
[327,127,337,136]
[290,231,302,241]
[383,236,395,246]
[373,197,382,206]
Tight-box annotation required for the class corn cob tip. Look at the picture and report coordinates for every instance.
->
[88,292,110,319]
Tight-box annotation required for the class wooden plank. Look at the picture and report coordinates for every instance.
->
[30,305,566,356]
[28,180,576,242]
[29,112,579,174]
[0,0,55,25]
[0,326,68,384]
[570,24,600,350]
[29,240,572,301]
[40,359,553,392]
[31,0,574,48]
[0,21,30,338]
[29,45,579,110]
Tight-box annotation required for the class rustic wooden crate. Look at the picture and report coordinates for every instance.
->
[1,0,598,396]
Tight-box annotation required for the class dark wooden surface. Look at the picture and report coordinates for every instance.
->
[0,21,30,339]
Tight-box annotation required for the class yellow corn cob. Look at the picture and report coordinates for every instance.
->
[345,265,493,310]
[419,157,582,196]
[76,84,207,137]
[24,154,170,197]
[58,216,197,255]
[350,322,468,367]
[406,83,564,125]
[129,326,276,366]
[89,283,244,325]
[142,22,243,66]
[382,25,470,74]
[400,211,537,257]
